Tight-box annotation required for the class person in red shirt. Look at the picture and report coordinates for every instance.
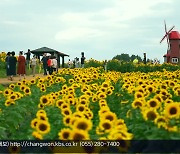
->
[17,51,26,80]
[47,55,53,75]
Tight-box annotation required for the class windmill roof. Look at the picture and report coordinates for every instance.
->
[169,31,180,39]
[31,47,69,56]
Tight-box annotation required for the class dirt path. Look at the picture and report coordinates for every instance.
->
[0,74,44,85]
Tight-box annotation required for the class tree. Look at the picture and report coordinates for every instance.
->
[112,53,130,62]
[113,53,142,62]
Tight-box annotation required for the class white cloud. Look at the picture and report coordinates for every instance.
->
[55,27,103,41]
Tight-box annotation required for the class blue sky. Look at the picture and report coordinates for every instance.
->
[0,0,180,63]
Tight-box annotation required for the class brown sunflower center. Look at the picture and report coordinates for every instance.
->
[77,122,88,130]
[65,118,70,124]
[106,115,114,121]
[147,111,156,120]
[63,132,70,139]
[102,123,111,130]
[39,124,47,131]
[135,101,142,107]
[11,96,16,99]
[150,101,157,107]
[148,87,153,92]
[79,106,84,111]
[170,107,177,115]
[73,133,84,140]
[42,98,48,104]
[64,110,70,115]
[157,118,166,123]
[137,94,142,98]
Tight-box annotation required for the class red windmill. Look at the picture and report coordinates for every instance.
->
[160,20,180,64]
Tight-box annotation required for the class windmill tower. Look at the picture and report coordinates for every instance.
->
[160,21,180,64]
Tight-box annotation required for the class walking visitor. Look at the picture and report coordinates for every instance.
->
[5,52,11,80]
[25,49,31,69]
[81,52,85,68]
[8,51,17,81]
[41,53,48,75]
[17,51,26,80]
[30,55,37,77]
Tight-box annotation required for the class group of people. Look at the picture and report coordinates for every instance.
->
[6,51,26,81]
[5,50,38,81]
[41,53,58,75]
[68,52,86,68]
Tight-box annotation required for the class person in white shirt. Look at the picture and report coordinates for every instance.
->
[30,55,37,77]
[51,56,57,73]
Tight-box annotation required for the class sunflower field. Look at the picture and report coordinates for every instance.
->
[0,66,180,152]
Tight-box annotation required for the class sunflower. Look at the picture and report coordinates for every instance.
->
[79,95,89,101]
[98,92,107,99]
[84,91,92,97]
[37,109,46,115]
[142,108,158,121]
[73,112,85,119]
[98,107,110,116]
[154,94,163,103]
[70,129,89,140]
[146,85,155,93]
[101,111,117,122]
[5,99,15,107]
[73,118,92,131]
[62,108,72,116]
[154,115,167,125]
[92,95,98,102]
[79,99,88,105]
[102,82,110,88]
[62,85,68,90]
[3,88,12,97]
[164,99,173,104]
[20,85,26,91]
[38,103,44,109]
[76,105,86,112]
[164,103,180,119]
[147,98,160,109]
[58,128,72,140]
[109,86,115,91]
[8,93,18,101]
[30,79,36,85]
[40,87,46,92]
[23,87,31,95]
[63,115,71,126]
[56,99,65,108]
[134,92,144,99]
[32,131,43,140]
[31,118,39,129]
[40,95,50,106]
[131,99,144,109]
[60,103,70,110]
[174,88,180,96]
[16,81,22,86]
[36,120,50,135]
[99,120,113,133]
[37,113,48,121]
[9,84,15,89]
[68,79,74,84]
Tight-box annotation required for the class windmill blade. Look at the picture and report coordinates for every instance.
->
[167,25,175,34]
[160,33,168,43]
[164,20,167,33]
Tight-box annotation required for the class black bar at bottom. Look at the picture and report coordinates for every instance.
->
[0,140,180,153]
